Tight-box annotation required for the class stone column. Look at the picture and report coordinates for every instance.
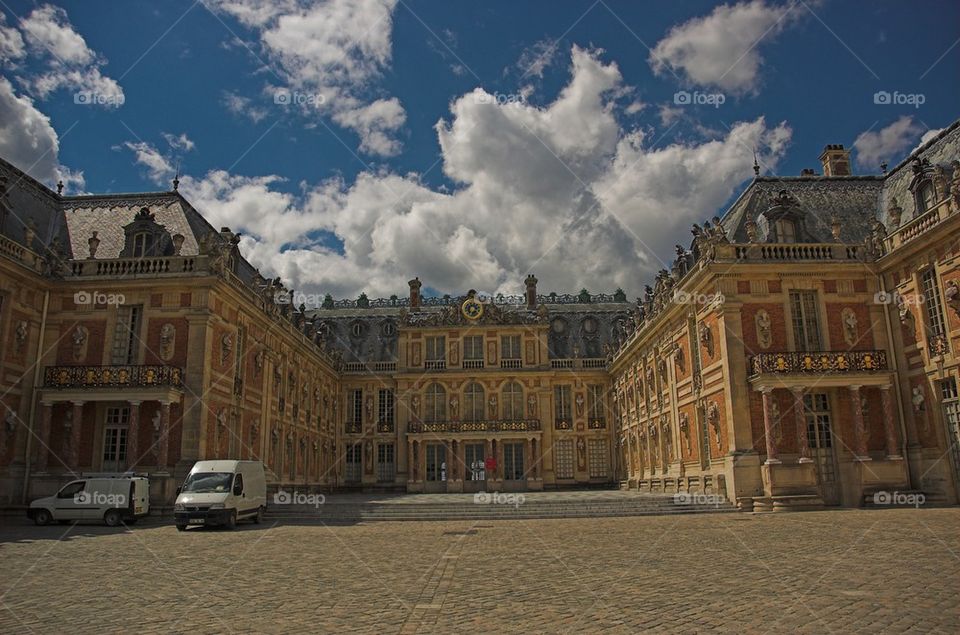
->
[407,438,415,482]
[157,401,171,471]
[880,385,901,459]
[790,387,811,462]
[36,402,53,472]
[127,401,142,469]
[849,385,870,460]
[69,401,84,469]
[760,387,780,464]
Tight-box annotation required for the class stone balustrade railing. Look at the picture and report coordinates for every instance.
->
[883,198,954,253]
[69,255,205,277]
[723,242,862,262]
[408,419,541,434]
[0,234,43,272]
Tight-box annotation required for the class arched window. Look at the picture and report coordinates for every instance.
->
[464,382,485,422]
[916,180,936,215]
[502,381,524,420]
[132,232,151,257]
[424,383,446,422]
[774,218,796,243]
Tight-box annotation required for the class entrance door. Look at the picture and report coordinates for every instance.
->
[102,428,128,472]
[425,443,447,492]
[464,443,486,492]
[804,393,840,505]
[503,442,525,481]
[940,378,960,497]
[344,444,362,483]
[377,443,395,483]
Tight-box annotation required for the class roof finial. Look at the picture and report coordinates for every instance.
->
[172,161,180,191]
[56,180,64,195]
[752,150,760,177]
[880,161,888,174]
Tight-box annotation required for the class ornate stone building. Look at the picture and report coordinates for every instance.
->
[0,117,958,508]
[610,120,960,510]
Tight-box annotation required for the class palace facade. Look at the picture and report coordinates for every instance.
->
[0,118,958,509]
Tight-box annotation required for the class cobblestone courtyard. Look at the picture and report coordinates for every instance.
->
[1,508,957,634]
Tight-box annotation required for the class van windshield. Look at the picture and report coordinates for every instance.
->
[181,472,234,493]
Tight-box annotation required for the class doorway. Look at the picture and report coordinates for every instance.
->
[804,393,840,505]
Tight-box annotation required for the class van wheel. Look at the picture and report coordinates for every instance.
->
[104,509,123,527]
[253,507,264,524]
[225,510,237,530]
[34,509,52,526]
[176,524,187,532]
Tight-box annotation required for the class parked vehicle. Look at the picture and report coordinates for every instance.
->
[28,475,150,526]
[174,460,266,531]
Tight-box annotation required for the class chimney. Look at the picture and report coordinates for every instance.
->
[800,168,817,177]
[524,274,538,310]
[408,277,422,311]
[818,144,851,176]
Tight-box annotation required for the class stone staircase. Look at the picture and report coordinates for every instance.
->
[263,491,737,522]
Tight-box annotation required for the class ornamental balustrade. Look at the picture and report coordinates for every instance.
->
[408,419,541,434]
[748,350,888,376]
[68,255,202,277]
[883,198,954,253]
[44,364,184,388]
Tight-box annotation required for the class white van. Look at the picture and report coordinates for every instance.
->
[29,475,149,526]
[174,460,266,530]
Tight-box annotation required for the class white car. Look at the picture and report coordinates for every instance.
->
[174,460,266,531]
[29,476,150,526]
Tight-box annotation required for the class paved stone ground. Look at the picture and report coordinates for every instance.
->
[0,508,957,634]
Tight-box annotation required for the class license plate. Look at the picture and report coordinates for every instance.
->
[188,518,205,525]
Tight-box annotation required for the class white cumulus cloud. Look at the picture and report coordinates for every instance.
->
[649,0,800,95]
[853,116,925,168]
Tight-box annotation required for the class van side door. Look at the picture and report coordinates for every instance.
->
[55,480,87,520]
[232,473,248,514]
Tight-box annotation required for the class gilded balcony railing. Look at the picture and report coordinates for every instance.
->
[44,364,185,388]
[748,350,888,376]
[408,419,541,434]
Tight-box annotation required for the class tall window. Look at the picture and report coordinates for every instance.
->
[463,336,483,360]
[111,305,142,364]
[132,232,151,257]
[789,290,822,351]
[424,383,446,422]
[554,385,572,422]
[587,384,605,422]
[920,268,947,348]
[588,439,608,478]
[348,389,363,424]
[463,382,484,422]
[501,335,521,360]
[774,218,796,243]
[463,335,484,369]
[426,336,446,369]
[917,180,936,215]
[502,381,524,419]
[378,389,395,429]
[234,326,245,393]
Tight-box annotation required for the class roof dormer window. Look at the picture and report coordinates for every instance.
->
[916,180,936,215]
[774,218,797,243]
[132,232,151,257]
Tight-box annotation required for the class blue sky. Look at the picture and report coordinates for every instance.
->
[1,1,958,299]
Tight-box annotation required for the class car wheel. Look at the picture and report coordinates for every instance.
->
[225,510,237,530]
[176,524,187,532]
[34,509,53,526]
[253,506,264,524]
[104,509,123,527]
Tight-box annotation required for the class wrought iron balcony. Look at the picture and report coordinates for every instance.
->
[408,419,541,434]
[44,364,184,389]
[588,418,607,429]
[748,350,888,376]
